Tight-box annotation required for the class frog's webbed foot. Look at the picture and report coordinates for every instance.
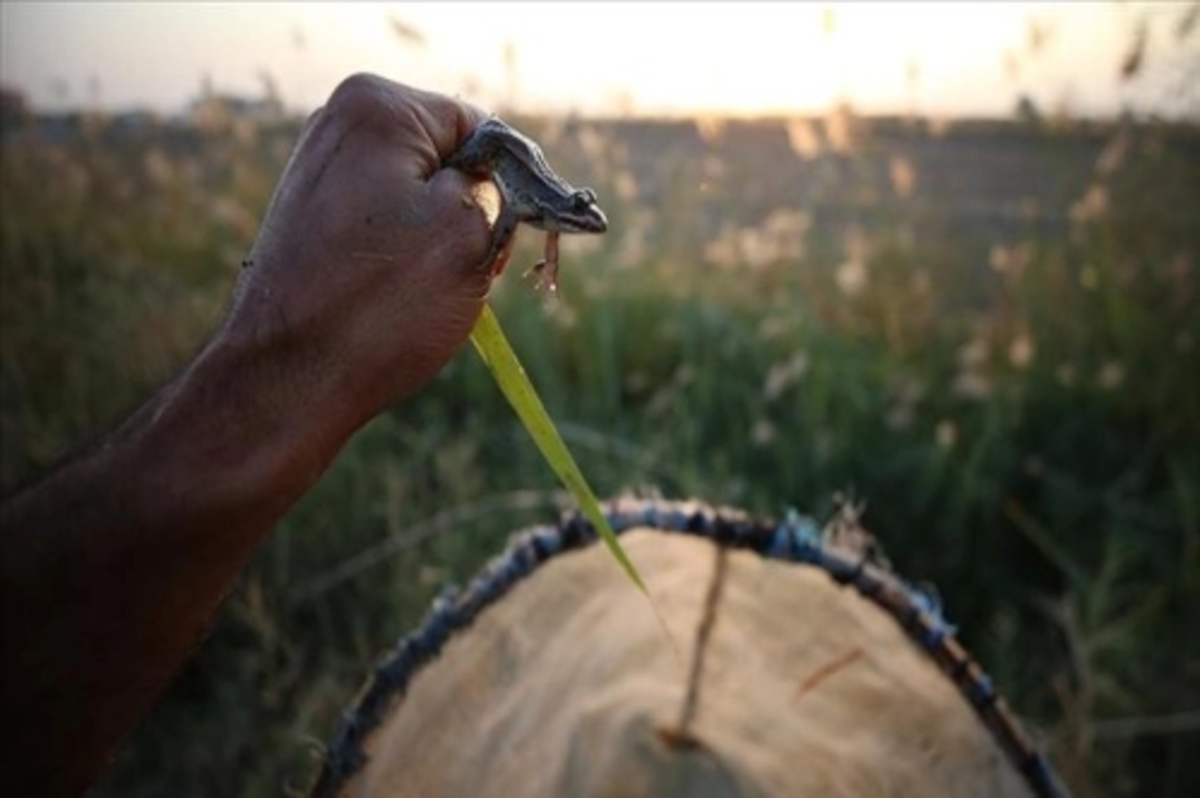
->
[524,231,561,293]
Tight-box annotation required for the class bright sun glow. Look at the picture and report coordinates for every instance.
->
[1,2,1193,119]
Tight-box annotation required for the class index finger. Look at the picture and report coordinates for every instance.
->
[404,83,490,162]
[320,74,489,175]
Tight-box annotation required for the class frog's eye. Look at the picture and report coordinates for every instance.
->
[573,189,597,210]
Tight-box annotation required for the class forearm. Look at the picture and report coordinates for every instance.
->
[0,329,357,796]
[0,74,492,796]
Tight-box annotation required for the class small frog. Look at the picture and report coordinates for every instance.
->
[447,117,608,292]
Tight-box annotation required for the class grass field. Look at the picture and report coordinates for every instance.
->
[2,102,1197,797]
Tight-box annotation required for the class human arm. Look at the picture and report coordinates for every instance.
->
[0,74,498,796]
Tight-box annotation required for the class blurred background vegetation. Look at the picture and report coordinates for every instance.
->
[2,5,1198,797]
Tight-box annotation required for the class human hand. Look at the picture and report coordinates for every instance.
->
[222,73,499,433]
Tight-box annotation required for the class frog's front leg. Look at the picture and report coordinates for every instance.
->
[526,231,561,293]
[479,203,520,272]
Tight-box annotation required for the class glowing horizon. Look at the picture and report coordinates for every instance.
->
[1,2,1195,120]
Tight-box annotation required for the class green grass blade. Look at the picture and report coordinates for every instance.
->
[469,303,647,593]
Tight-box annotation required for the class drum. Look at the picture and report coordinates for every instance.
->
[310,499,1067,798]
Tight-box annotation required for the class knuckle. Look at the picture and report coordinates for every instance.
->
[326,73,394,120]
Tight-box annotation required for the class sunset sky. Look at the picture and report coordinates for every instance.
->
[1,2,1195,119]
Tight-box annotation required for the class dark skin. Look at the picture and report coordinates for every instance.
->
[0,74,506,797]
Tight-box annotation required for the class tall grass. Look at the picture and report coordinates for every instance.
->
[1,103,1197,796]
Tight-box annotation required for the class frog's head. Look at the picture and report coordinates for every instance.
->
[545,188,608,235]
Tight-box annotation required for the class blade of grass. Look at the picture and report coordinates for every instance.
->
[469,303,648,593]
[1004,499,1089,593]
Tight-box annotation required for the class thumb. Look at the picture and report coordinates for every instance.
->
[423,166,507,288]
